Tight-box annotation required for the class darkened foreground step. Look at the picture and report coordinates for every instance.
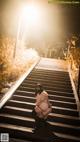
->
[0,68,80,142]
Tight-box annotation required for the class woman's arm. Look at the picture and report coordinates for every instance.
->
[42,106,52,118]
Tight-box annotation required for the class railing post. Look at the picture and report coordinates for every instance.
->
[77,65,80,98]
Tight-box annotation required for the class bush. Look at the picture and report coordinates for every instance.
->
[0,36,38,92]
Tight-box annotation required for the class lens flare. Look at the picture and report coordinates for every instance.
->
[21,3,41,27]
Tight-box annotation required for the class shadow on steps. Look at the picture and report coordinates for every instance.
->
[32,121,59,142]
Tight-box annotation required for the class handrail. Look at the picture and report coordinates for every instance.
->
[0,57,40,109]
[69,53,80,100]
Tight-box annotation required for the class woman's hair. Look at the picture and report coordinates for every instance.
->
[35,83,44,95]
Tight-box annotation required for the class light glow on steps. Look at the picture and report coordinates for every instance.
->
[0,123,33,133]
[54,132,80,141]
[0,114,34,122]
[4,106,32,112]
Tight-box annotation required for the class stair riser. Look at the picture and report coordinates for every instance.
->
[0,122,79,137]
[0,117,34,128]
[20,83,73,93]
[50,125,80,137]
[13,94,75,103]
[0,128,33,142]
[0,111,79,126]
[22,81,72,89]
[5,102,78,117]
[0,67,79,141]
[48,116,79,126]
[32,70,69,75]
[18,86,73,95]
[30,71,69,76]
[23,79,72,88]
[26,77,71,84]
[0,108,32,118]
[11,97,77,109]
[15,90,74,99]
[24,78,71,86]
[27,74,70,82]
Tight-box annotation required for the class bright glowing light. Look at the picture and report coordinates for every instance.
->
[14,3,42,58]
[19,3,61,41]
[17,3,43,42]
[21,3,41,26]
[15,44,39,65]
[22,48,39,60]
[15,3,61,57]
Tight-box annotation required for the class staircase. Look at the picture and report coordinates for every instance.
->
[0,60,80,142]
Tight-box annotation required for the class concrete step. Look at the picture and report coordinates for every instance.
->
[0,66,79,142]
[18,86,73,96]
[0,114,79,137]
[21,82,73,93]
[5,100,79,117]
[11,95,77,109]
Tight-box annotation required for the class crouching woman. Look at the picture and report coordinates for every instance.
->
[32,84,52,130]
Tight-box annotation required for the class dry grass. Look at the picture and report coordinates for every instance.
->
[67,48,80,88]
[70,48,80,67]
[0,36,38,92]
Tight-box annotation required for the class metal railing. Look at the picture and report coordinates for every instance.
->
[69,55,80,100]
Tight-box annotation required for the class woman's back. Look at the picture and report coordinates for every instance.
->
[36,91,49,111]
[35,90,52,119]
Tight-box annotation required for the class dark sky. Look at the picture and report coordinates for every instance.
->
[0,0,80,38]
[59,4,80,36]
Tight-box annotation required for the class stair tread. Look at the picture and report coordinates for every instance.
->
[20,84,73,93]
[0,114,79,130]
[54,132,80,141]
[0,65,79,141]
[48,121,79,129]
[21,82,72,91]
[27,76,71,82]
[24,78,71,85]
[0,114,34,122]
[17,87,73,95]
[0,121,79,137]
[13,95,76,105]
[3,106,79,120]
[15,90,75,99]
[8,100,77,111]
[23,80,72,88]
[4,106,32,112]
[5,104,79,117]
[1,123,79,141]
[0,123,33,132]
